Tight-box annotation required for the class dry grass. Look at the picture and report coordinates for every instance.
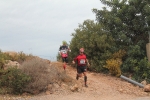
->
[20,58,73,94]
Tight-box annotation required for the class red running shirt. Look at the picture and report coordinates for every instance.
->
[74,54,87,66]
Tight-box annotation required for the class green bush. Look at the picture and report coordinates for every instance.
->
[132,57,150,83]
[0,67,31,94]
[122,44,145,73]
[121,43,150,83]
[0,50,11,69]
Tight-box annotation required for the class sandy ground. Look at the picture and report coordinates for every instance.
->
[1,62,150,100]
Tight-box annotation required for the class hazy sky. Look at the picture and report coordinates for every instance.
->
[0,0,104,61]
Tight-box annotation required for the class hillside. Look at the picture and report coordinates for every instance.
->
[1,61,150,100]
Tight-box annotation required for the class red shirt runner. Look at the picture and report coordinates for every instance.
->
[74,54,87,66]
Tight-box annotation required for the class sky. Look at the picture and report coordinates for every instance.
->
[0,0,104,61]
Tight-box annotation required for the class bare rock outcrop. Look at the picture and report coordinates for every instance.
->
[4,60,20,70]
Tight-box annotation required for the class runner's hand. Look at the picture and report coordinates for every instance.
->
[72,61,75,64]
[87,63,90,67]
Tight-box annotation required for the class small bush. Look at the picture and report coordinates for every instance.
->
[104,58,122,76]
[132,57,150,83]
[104,50,126,77]
[20,58,72,94]
[0,67,31,94]
[0,50,11,69]
[20,58,50,93]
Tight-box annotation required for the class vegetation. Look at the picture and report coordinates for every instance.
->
[0,50,33,69]
[0,50,33,94]
[68,20,115,72]
[0,51,72,94]
[104,50,126,76]
[0,67,31,94]
[0,0,150,95]
[94,0,150,82]
[21,58,72,94]
[68,0,150,83]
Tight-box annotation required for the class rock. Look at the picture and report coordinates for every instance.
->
[4,60,20,70]
[118,89,123,93]
[61,83,68,89]
[45,90,51,95]
[46,84,55,94]
[144,84,150,92]
[47,84,53,90]
[70,84,78,92]
[141,80,147,86]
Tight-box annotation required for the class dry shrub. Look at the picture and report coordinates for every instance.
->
[48,63,73,87]
[104,58,122,77]
[20,58,51,93]
[20,58,73,94]
[104,49,126,77]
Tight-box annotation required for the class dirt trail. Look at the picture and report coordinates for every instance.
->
[26,62,150,100]
[2,62,150,100]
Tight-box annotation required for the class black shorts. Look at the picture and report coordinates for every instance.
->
[62,57,68,63]
[77,66,87,74]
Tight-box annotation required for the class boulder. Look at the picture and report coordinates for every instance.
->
[4,60,20,70]
[45,90,51,95]
[70,84,78,92]
[141,80,147,86]
[144,84,150,92]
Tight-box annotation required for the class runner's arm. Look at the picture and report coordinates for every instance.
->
[59,46,62,55]
[72,56,78,64]
[68,46,71,52]
[86,59,90,67]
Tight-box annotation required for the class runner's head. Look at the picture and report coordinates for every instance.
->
[79,48,84,55]
[62,41,67,45]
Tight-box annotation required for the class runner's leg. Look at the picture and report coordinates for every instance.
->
[62,57,66,70]
[76,67,82,80]
[83,67,88,87]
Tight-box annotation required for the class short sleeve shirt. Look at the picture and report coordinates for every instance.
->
[74,54,87,66]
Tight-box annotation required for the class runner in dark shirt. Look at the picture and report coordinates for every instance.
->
[59,41,70,70]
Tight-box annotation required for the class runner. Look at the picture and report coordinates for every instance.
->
[59,41,70,70]
[72,48,90,87]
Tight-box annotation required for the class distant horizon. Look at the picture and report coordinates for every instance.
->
[2,49,57,61]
